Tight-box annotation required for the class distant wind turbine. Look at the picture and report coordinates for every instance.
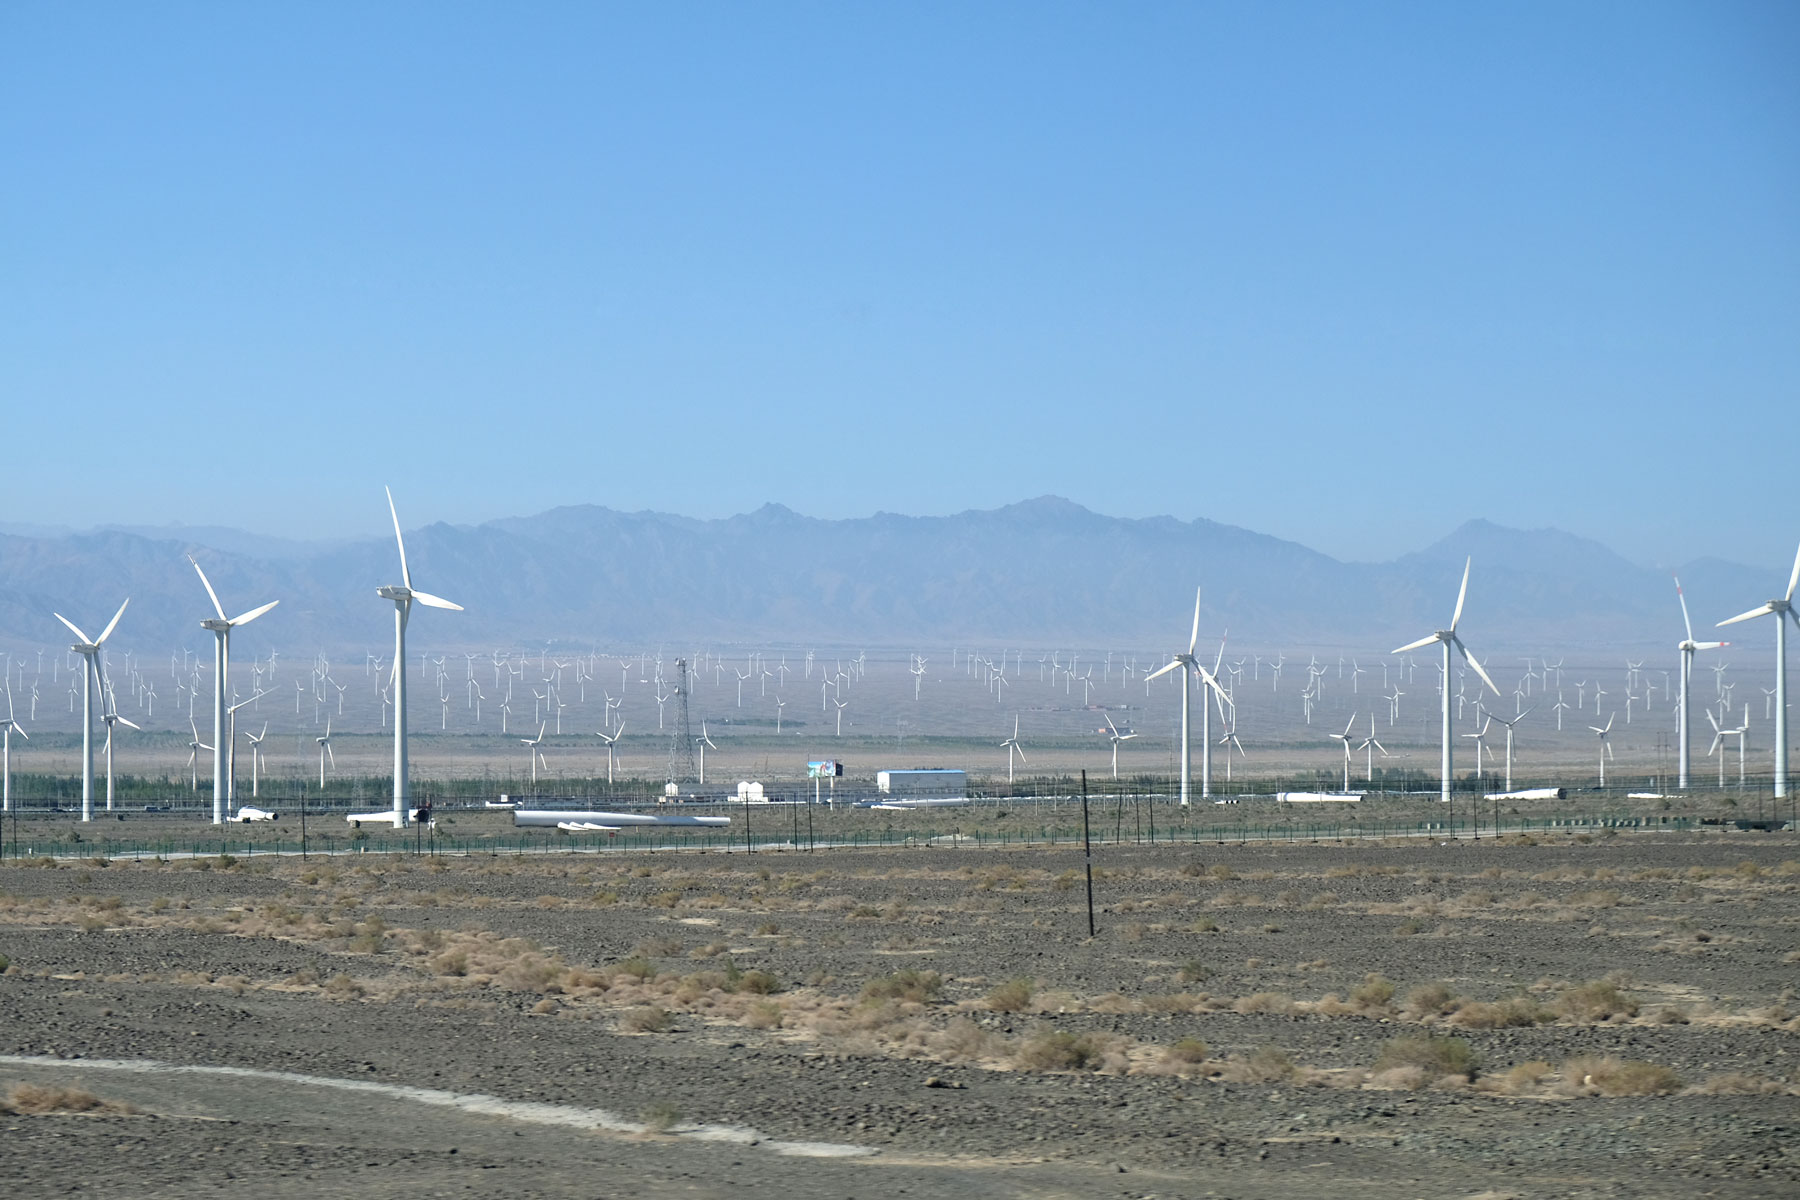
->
[53,597,129,823]
[1672,576,1728,790]
[1143,588,1234,805]
[189,556,278,826]
[1391,558,1501,803]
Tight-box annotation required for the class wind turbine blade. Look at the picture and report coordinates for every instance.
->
[1718,603,1774,627]
[97,598,129,644]
[1015,745,1026,763]
[1450,557,1471,630]
[54,613,93,644]
[115,715,140,730]
[1674,576,1695,643]
[1604,714,1614,733]
[229,600,280,626]
[1455,637,1501,695]
[410,590,464,612]
[1693,641,1728,651]
[1788,540,1800,604]
[189,556,228,621]
[1188,587,1202,656]
[386,486,411,590]
[1144,658,1182,683]
[1392,633,1441,655]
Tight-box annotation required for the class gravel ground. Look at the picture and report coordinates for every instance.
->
[1,831,1795,1197]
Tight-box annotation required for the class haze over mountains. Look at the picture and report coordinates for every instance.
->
[0,499,1779,658]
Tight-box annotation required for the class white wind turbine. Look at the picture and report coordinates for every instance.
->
[53,597,129,822]
[187,718,213,791]
[245,723,269,798]
[377,487,463,825]
[1143,587,1233,805]
[1590,714,1615,787]
[316,718,335,788]
[1672,576,1728,790]
[100,692,140,813]
[521,723,548,785]
[1001,715,1026,783]
[1392,558,1501,803]
[2,683,26,813]
[1102,713,1137,779]
[188,556,279,826]
[1329,714,1358,792]
[1487,705,1533,793]
[1707,705,1749,788]
[696,722,717,785]
[1356,714,1389,784]
[596,723,623,785]
[1715,540,1799,798]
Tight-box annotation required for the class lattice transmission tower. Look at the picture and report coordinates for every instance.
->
[666,657,695,785]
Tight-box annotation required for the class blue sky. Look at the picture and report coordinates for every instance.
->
[3,2,1795,568]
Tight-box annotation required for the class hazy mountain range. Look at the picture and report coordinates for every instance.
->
[0,499,1781,657]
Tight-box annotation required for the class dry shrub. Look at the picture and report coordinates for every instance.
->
[1350,973,1396,1011]
[1164,1036,1209,1065]
[986,977,1034,1013]
[620,1006,672,1033]
[1368,1065,1430,1090]
[1233,991,1297,1015]
[933,1017,1001,1062]
[1451,997,1552,1029]
[1570,889,1624,908]
[1374,1034,1480,1081]
[1562,1055,1681,1096]
[431,949,470,977]
[731,968,780,995]
[531,998,559,1015]
[1557,978,1638,1022]
[496,953,567,994]
[1697,1072,1790,1095]
[744,1000,783,1030]
[1220,1046,1294,1083]
[614,957,655,981]
[1304,891,1340,909]
[860,969,943,1004]
[323,973,364,998]
[2,1084,136,1116]
[1402,981,1462,1018]
[1015,1029,1118,1072]
[1482,1060,1555,1095]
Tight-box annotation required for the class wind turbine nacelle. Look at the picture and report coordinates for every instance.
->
[235,807,278,822]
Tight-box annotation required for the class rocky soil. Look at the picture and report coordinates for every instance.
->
[0,831,1795,1197]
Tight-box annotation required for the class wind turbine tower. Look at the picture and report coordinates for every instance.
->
[667,658,695,784]
[376,488,463,826]
[1392,559,1501,803]
[1673,577,1727,791]
[190,556,278,825]
[1716,541,1799,798]
[53,599,129,823]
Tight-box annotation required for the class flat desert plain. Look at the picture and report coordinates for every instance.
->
[0,831,1795,1198]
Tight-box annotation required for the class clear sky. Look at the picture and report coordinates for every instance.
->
[3,2,1795,569]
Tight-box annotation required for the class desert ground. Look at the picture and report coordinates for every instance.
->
[1,825,1796,1198]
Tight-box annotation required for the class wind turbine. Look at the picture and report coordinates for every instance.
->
[522,723,548,785]
[316,718,335,788]
[245,723,269,798]
[1590,714,1615,787]
[2,683,26,813]
[1716,540,1799,798]
[1143,588,1233,805]
[187,719,212,791]
[1671,577,1729,790]
[597,723,623,785]
[1488,705,1533,793]
[1001,715,1026,783]
[100,697,140,813]
[377,487,463,825]
[1391,558,1501,803]
[1329,714,1358,792]
[1356,714,1389,784]
[1708,705,1750,788]
[696,722,717,785]
[188,556,279,826]
[1102,713,1137,779]
[225,690,266,807]
[52,598,129,822]
[1460,716,1492,778]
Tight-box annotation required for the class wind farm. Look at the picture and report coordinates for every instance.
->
[4,6,1796,1197]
